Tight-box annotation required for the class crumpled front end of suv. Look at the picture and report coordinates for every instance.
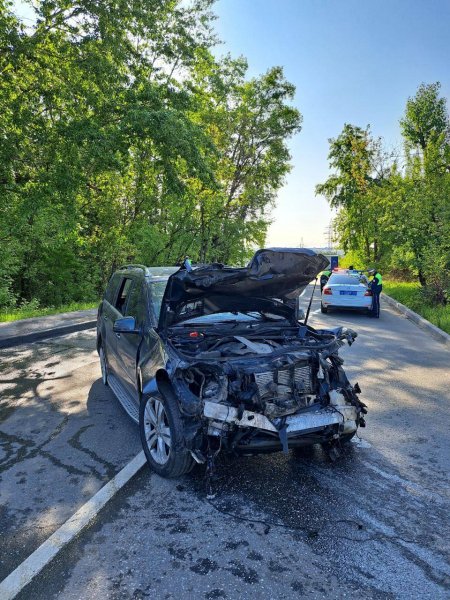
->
[167,322,366,461]
[147,248,367,470]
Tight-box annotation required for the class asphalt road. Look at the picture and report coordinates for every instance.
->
[2,294,450,599]
[0,329,141,581]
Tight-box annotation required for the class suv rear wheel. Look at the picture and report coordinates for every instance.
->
[139,393,194,478]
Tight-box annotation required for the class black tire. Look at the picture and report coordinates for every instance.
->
[139,391,194,478]
[340,431,356,444]
[320,304,328,314]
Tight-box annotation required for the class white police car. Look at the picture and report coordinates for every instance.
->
[321,270,372,314]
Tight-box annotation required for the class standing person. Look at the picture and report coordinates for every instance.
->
[368,269,383,318]
[320,268,332,292]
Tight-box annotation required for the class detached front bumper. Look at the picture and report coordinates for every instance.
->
[203,398,358,439]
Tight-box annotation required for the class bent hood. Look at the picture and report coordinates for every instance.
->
[159,248,329,329]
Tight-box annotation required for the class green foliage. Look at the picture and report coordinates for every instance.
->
[0,300,98,322]
[0,1,301,309]
[316,82,450,307]
[338,250,365,270]
[383,280,450,335]
[400,82,449,151]
[316,124,390,264]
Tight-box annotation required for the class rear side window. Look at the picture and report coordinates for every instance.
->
[104,273,122,304]
[115,278,133,315]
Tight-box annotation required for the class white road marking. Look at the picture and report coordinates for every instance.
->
[0,451,147,600]
[364,462,449,504]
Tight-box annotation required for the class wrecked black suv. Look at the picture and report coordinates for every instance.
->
[97,249,366,478]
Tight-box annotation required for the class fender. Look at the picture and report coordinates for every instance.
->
[141,376,159,397]
[142,369,202,417]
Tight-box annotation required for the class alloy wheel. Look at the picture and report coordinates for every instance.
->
[143,398,171,465]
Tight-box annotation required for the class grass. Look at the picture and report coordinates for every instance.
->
[383,280,450,335]
[0,301,99,323]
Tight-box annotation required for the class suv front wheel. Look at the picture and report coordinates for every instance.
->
[139,392,194,478]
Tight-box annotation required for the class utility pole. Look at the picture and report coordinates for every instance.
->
[323,221,334,250]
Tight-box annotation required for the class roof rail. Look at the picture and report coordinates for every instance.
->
[118,264,149,273]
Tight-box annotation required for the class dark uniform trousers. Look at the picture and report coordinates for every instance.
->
[371,290,381,317]
[370,281,382,318]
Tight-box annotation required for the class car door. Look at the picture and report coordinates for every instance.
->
[139,279,170,383]
[100,273,123,371]
[114,277,147,402]
[108,276,134,378]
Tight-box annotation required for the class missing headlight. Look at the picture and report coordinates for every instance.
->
[179,366,228,404]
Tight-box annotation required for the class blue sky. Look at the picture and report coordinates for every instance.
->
[213,0,450,246]
[13,0,450,247]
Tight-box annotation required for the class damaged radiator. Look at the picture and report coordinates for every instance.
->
[254,364,313,396]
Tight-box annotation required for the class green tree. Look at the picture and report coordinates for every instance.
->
[191,55,302,263]
[400,82,449,152]
[0,0,302,310]
[316,82,450,305]
[315,124,390,264]
[396,83,450,296]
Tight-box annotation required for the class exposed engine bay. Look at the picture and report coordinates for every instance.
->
[167,319,366,460]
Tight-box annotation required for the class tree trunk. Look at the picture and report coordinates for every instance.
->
[364,237,370,263]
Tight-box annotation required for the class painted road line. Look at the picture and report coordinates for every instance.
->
[0,451,147,600]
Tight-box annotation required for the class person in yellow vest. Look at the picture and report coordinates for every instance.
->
[368,269,382,318]
[320,269,332,292]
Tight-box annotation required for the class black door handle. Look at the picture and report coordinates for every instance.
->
[103,315,108,321]
[115,333,121,339]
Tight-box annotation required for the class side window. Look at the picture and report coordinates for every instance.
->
[115,278,133,315]
[125,281,147,326]
[104,273,121,304]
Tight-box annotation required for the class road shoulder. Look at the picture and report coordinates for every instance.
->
[382,293,450,348]
[0,309,97,349]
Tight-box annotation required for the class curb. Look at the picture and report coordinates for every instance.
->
[382,292,450,348]
[0,320,97,350]
[0,451,147,600]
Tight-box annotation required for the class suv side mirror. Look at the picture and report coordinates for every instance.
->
[113,316,139,334]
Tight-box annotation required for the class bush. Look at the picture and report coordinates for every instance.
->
[419,246,450,306]
[384,279,450,335]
